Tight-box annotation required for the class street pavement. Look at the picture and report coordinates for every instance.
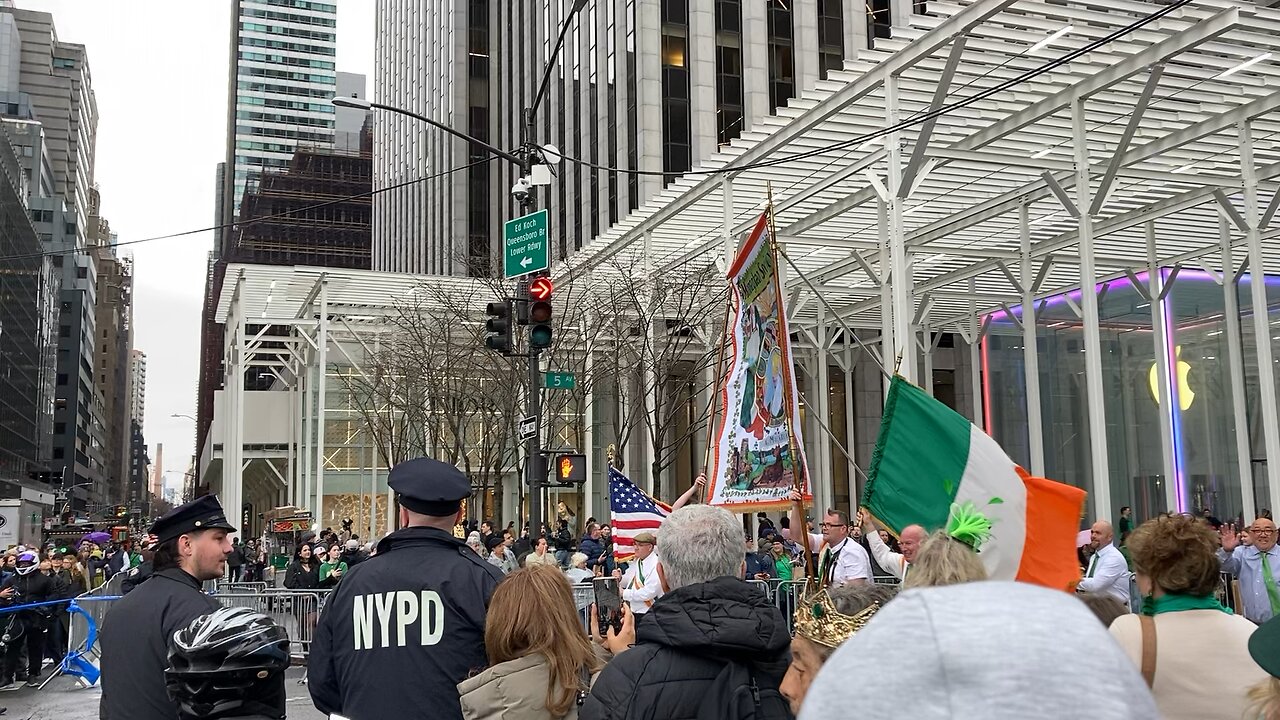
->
[0,668,326,720]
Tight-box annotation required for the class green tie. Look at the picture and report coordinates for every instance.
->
[1262,551,1280,616]
[1086,553,1098,578]
[820,548,832,583]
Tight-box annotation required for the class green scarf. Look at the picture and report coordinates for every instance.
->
[1140,593,1232,616]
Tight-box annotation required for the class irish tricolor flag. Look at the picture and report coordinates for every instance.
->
[862,376,1086,591]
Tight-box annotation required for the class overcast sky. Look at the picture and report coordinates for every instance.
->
[21,1,374,492]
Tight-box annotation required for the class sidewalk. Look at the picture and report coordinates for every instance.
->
[2,668,324,719]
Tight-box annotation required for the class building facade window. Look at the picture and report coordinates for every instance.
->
[817,0,845,79]
[661,0,691,182]
[767,1,794,113]
[715,0,744,149]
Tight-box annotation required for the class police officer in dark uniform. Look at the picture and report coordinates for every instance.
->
[309,457,503,720]
[99,496,236,720]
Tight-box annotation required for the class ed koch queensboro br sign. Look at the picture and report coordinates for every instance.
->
[503,209,549,279]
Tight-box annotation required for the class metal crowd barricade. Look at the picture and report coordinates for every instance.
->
[212,589,329,662]
[216,580,269,594]
[45,579,123,688]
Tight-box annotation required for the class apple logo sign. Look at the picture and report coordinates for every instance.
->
[1148,345,1195,411]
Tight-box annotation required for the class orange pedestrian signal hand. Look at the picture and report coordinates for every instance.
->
[554,453,587,485]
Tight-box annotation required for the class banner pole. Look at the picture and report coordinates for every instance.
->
[764,183,816,583]
[774,245,892,382]
[700,300,733,499]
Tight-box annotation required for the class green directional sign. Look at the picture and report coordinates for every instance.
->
[504,209,549,279]
[544,371,576,390]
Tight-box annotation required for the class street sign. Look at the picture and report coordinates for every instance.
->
[518,415,539,441]
[544,371,576,389]
[504,209,549,279]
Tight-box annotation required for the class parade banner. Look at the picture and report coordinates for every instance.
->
[706,210,810,511]
[862,375,1086,590]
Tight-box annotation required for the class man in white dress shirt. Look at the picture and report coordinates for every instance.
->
[616,532,662,615]
[788,490,870,586]
[1076,520,1130,607]
[861,512,927,582]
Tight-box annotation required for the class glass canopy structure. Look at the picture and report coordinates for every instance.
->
[207,0,1280,534]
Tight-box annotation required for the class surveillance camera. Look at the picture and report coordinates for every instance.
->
[511,177,531,198]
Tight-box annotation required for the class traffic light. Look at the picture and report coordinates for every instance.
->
[114,505,127,518]
[484,300,513,355]
[528,277,554,350]
[554,453,586,485]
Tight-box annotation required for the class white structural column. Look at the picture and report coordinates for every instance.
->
[583,338,596,520]
[740,0,768,130]
[369,444,378,539]
[885,75,914,382]
[1073,99,1113,522]
[636,0,663,201]
[222,280,244,532]
[843,346,858,500]
[815,307,832,514]
[301,344,313,517]
[793,0,818,94]
[1239,122,1280,514]
[314,282,329,520]
[688,0,716,162]
[877,199,893,395]
[722,175,735,265]
[841,0,866,59]
[968,278,984,429]
[1221,216,1257,522]
[1020,205,1045,476]
[1146,222,1178,513]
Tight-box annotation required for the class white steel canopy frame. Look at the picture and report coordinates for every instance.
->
[559,0,1280,519]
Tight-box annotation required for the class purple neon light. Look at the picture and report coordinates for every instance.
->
[1158,268,1188,514]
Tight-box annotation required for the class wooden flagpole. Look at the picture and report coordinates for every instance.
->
[700,299,733,501]
[765,182,817,583]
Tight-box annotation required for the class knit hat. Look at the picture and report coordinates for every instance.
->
[1250,614,1280,678]
[798,581,1159,720]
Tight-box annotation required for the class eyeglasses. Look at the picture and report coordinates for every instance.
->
[819,522,847,529]
[1251,528,1276,536]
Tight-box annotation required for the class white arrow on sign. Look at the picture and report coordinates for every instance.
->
[520,256,534,268]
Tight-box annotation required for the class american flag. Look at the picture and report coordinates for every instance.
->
[609,466,671,561]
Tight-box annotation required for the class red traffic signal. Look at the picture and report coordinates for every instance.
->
[555,454,587,484]
[530,276,554,301]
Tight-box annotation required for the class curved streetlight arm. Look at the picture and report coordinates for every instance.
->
[527,0,591,136]
[335,96,525,168]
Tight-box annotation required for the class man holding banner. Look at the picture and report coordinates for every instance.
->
[788,493,870,587]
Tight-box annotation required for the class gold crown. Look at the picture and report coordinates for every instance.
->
[792,588,881,649]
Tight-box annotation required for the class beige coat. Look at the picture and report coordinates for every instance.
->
[458,652,602,720]
[1111,609,1268,720]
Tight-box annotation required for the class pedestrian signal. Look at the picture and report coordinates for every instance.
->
[554,454,586,485]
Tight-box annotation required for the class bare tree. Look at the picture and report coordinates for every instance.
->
[339,281,525,522]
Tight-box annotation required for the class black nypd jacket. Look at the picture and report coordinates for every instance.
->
[98,567,221,720]
[580,576,794,720]
[308,526,504,720]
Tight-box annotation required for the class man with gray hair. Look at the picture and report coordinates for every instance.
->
[581,505,792,720]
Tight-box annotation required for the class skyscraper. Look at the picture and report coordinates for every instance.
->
[219,0,338,247]
[0,5,102,508]
[372,1,875,276]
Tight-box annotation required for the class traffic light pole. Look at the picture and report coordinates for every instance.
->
[517,0,587,541]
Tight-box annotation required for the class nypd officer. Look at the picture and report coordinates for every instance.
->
[99,495,235,720]
[309,457,502,720]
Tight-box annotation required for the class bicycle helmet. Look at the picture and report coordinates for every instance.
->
[14,551,38,576]
[165,607,290,720]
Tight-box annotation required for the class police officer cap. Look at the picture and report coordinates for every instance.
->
[388,457,471,517]
[148,495,237,544]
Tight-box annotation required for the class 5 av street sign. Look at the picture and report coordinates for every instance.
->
[504,209,549,279]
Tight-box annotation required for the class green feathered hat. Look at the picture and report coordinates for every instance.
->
[945,501,993,552]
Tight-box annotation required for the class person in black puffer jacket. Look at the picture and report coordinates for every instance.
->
[0,551,60,689]
[581,505,793,720]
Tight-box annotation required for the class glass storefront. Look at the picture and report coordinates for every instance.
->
[983,269,1280,526]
